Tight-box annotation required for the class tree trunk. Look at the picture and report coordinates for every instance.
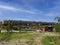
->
[7,30,9,32]
[19,30,20,33]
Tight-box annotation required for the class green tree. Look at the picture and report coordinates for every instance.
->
[5,25,10,32]
[0,22,2,33]
[5,22,13,32]
[55,17,60,32]
[55,17,60,23]
[18,25,22,32]
[10,22,13,32]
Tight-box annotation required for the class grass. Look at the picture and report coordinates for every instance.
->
[0,32,39,45]
[42,36,60,45]
[0,32,9,40]
[0,32,39,41]
[0,32,60,45]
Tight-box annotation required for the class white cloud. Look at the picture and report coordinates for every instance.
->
[0,5,17,11]
[19,9,36,14]
[45,13,54,17]
[0,12,3,17]
[44,11,60,18]
[0,5,37,14]
[44,0,60,17]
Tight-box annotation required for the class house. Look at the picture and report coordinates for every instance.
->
[2,20,55,32]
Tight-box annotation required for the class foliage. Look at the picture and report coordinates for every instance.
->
[55,17,60,32]
[4,23,13,32]
[0,22,2,27]
[0,22,2,33]
[0,32,38,41]
[55,17,60,23]
[13,26,19,30]
[55,23,60,32]
[42,36,60,45]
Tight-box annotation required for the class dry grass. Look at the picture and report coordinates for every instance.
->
[0,32,59,45]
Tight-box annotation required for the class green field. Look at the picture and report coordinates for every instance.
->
[0,32,60,45]
[42,36,60,45]
[0,32,39,41]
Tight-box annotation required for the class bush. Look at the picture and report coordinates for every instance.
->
[55,23,60,32]
[42,36,60,45]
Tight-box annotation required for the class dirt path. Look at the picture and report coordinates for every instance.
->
[34,32,60,45]
[35,36,43,45]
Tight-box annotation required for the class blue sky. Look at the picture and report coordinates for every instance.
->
[0,0,60,22]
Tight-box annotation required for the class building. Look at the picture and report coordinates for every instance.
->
[2,20,55,32]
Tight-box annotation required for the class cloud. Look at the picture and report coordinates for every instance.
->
[43,10,60,18]
[45,13,54,17]
[0,0,60,22]
[0,5,17,11]
[0,12,3,17]
[43,0,60,18]
[0,5,37,14]
[19,9,36,14]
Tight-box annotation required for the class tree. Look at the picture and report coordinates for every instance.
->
[10,22,13,32]
[5,25,10,32]
[55,17,60,32]
[55,17,60,23]
[5,22,13,32]
[18,25,22,32]
[0,22,2,33]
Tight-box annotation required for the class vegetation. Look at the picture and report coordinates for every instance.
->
[42,36,60,45]
[55,17,60,32]
[0,18,60,45]
[55,23,60,32]
[0,32,59,45]
[0,22,2,33]
[0,32,39,41]
[4,22,13,32]
[0,32,41,45]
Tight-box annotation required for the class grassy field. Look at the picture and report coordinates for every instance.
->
[0,32,39,41]
[0,32,60,45]
[0,32,40,45]
[42,36,60,45]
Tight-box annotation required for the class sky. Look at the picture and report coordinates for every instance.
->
[0,0,60,22]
